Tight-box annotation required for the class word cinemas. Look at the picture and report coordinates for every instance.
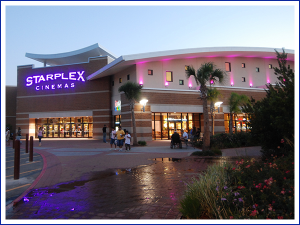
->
[25,71,86,91]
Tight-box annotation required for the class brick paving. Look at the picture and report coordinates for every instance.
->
[5,139,262,220]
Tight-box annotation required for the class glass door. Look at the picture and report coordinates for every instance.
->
[77,124,82,137]
[71,124,76,137]
[65,124,70,137]
[83,124,89,137]
[54,125,59,137]
[42,125,47,137]
[48,125,53,138]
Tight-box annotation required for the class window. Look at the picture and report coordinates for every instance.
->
[127,74,130,80]
[185,65,189,71]
[112,81,114,86]
[166,71,173,82]
[242,63,245,68]
[179,80,184,85]
[256,67,260,72]
[119,78,122,83]
[242,77,246,82]
[225,62,231,72]
[288,65,290,69]
[269,64,272,69]
[148,69,153,75]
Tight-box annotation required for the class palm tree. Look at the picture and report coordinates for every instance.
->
[186,63,227,151]
[207,88,222,136]
[228,92,249,134]
[118,82,142,146]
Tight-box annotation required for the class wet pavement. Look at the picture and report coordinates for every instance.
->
[7,157,208,219]
[5,139,262,220]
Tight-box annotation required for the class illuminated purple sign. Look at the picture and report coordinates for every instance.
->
[25,71,85,91]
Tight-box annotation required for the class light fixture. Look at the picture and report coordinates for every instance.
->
[214,102,223,113]
[189,83,192,89]
[139,81,143,87]
[165,82,169,87]
[231,82,234,86]
[139,99,148,112]
[250,83,253,87]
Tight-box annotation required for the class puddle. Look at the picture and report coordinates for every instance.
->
[153,157,182,162]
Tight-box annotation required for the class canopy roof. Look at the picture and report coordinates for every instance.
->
[25,43,116,66]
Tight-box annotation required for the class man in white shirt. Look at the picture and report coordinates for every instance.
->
[110,128,117,150]
[182,130,189,147]
[124,131,131,151]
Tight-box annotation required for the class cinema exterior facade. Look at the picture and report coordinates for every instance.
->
[15,44,294,141]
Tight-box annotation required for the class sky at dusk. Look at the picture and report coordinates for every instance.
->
[2,1,298,86]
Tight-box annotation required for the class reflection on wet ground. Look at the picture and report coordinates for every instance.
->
[6,156,247,219]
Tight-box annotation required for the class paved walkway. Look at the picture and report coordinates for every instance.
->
[5,139,262,220]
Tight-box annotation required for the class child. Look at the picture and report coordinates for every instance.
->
[124,131,131,151]
[110,128,117,150]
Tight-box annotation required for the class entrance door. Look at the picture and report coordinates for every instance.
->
[54,125,59,137]
[168,122,182,137]
[42,125,47,138]
[48,125,53,138]
[83,124,89,137]
[65,124,70,137]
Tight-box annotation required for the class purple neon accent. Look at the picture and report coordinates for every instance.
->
[226,55,240,58]
[210,80,214,84]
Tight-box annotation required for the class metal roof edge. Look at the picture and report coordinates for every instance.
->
[87,56,124,80]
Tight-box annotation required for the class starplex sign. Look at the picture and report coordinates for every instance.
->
[25,71,85,91]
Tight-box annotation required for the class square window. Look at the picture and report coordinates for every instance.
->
[112,81,114,86]
[256,67,260,72]
[179,80,184,85]
[119,78,122,83]
[148,69,153,75]
[242,63,245,68]
[269,64,272,69]
[185,65,189,71]
[166,71,173,82]
[242,77,246,82]
[127,74,130,80]
[225,62,231,72]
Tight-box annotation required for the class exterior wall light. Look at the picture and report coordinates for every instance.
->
[140,99,148,112]
[214,101,223,113]
[250,83,253,87]
[189,83,192,89]
[231,82,234,86]
[139,81,143,87]
[165,82,169,87]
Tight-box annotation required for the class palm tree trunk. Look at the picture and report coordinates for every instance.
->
[131,103,138,146]
[229,113,233,134]
[203,98,210,151]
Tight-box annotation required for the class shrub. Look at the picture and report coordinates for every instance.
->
[210,132,260,149]
[137,140,147,146]
[179,162,234,219]
[180,154,294,219]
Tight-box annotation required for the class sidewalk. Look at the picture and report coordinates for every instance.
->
[5,139,262,219]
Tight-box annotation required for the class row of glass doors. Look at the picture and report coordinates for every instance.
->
[39,124,92,138]
[36,117,93,138]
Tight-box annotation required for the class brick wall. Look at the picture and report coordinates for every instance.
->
[16,57,112,139]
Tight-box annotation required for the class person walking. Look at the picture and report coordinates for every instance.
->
[6,128,10,146]
[116,126,125,151]
[102,125,107,143]
[110,128,117,150]
[37,127,43,146]
[16,127,22,144]
[124,131,131,151]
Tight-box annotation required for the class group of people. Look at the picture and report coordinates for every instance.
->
[170,127,202,148]
[103,125,131,151]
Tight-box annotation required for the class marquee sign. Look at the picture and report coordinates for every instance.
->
[25,71,86,91]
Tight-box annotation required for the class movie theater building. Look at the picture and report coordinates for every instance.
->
[16,44,294,141]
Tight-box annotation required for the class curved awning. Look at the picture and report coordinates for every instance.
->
[25,43,117,66]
